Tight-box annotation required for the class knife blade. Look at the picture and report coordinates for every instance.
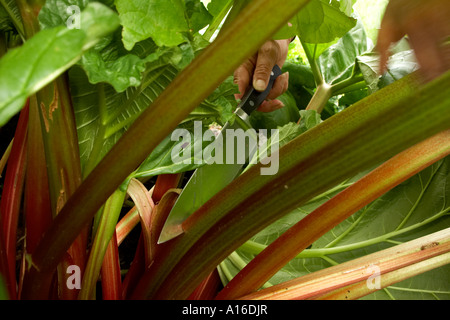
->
[158,64,282,243]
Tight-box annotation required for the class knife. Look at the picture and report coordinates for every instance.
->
[158,64,282,243]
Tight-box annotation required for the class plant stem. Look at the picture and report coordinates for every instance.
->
[116,207,140,246]
[100,231,122,300]
[0,102,28,300]
[14,0,42,39]
[78,188,127,300]
[202,0,233,41]
[240,228,450,300]
[304,82,332,114]
[188,270,222,300]
[216,130,450,299]
[20,97,53,299]
[241,206,449,259]
[331,74,366,95]
[127,179,155,267]
[300,41,324,86]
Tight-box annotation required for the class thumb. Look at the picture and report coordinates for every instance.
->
[253,63,273,92]
[253,42,279,91]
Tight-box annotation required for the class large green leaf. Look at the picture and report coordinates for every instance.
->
[357,49,419,94]
[115,0,189,50]
[206,0,231,17]
[185,0,213,33]
[40,0,160,92]
[0,0,23,35]
[318,19,371,85]
[274,0,356,44]
[0,2,119,127]
[0,27,85,127]
[70,62,178,175]
[133,123,213,179]
[219,158,450,299]
[71,58,237,176]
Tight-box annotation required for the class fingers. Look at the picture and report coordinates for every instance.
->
[257,72,290,112]
[377,0,450,81]
[253,41,281,91]
[234,39,291,112]
[234,70,289,112]
[257,99,285,113]
[233,61,253,100]
[267,71,289,101]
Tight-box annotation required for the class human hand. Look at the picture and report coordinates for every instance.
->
[234,39,291,112]
[377,0,450,81]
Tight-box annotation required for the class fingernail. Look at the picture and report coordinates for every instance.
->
[273,100,285,109]
[254,79,266,91]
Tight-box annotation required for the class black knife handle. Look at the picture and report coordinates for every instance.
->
[241,64,282,115]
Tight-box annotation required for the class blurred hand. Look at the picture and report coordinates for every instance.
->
[234,39,291,112]
[377,0,450,81]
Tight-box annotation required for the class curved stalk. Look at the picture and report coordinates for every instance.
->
[78,188,127,300]
[240,228,450,300]
[0,103,28,300]
[216,130,450,299]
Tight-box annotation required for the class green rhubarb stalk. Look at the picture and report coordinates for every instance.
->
[240,228,450,300]
[36,77,86,300]
[100,231,122,300]
[20,96,53,298]
[216,130,450,299]
[14,0,89,299]
[317,251,450,300]
[202,0,233,41]
[78,188,127,300]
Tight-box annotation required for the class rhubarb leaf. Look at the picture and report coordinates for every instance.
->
[274,0,357,44]
[115,0,189,50]
[133,123,215,179]
[185,0,213,33]
[0,1,119,127]
[0,27,86,127]
[318,19,371,84]
[70,62,179,175]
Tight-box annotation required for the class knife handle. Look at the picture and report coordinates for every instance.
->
[241,64,282,115]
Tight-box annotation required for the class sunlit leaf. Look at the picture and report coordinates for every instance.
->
[274,0,356,44]
[115,0,189,50]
